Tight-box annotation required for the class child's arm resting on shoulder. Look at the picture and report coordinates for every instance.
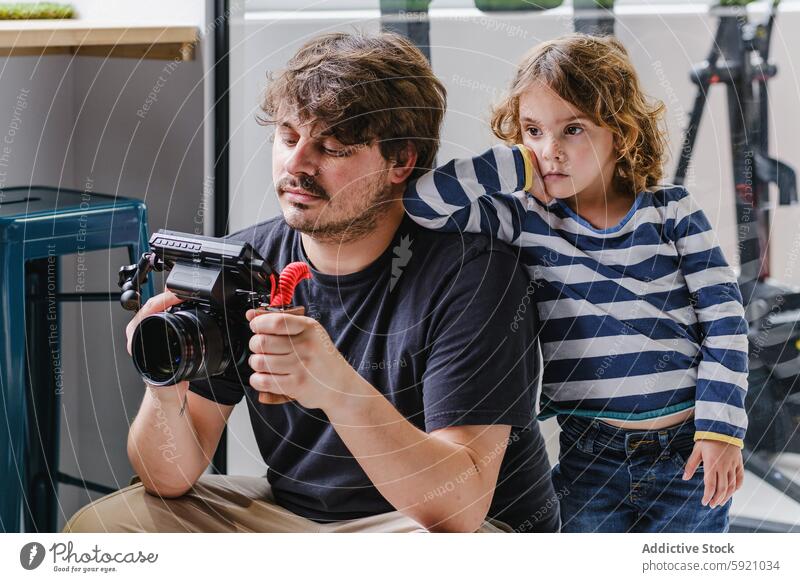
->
[671,188,748,507]
[404,144,541,244]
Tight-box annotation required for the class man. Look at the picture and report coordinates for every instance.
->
[64,31,559,533]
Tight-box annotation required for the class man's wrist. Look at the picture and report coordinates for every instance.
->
[323,367,380,424]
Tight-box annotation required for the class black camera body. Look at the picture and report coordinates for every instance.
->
[119,230,276,387]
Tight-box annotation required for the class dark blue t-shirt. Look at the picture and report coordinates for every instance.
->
[189,214,558,532]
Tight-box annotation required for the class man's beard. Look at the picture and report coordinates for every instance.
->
[278,171,396,245]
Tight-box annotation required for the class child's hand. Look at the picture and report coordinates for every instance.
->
[682,439,744,508]
[521,144,553,204]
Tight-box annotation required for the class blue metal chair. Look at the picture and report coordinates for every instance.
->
[0,185,154,532]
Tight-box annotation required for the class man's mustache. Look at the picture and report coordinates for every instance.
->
[277,175,330,200]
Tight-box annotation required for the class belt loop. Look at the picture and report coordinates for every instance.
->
[579,420,600,454]
[657,429,669,449]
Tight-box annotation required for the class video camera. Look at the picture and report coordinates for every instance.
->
[117,230,276,387]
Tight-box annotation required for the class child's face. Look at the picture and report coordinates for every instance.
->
[518,82,618,201]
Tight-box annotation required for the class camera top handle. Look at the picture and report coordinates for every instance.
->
[118,230,276,313]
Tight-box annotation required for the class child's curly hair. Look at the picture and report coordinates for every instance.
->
[491,33,668,197]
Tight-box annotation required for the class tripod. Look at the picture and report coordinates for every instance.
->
[674,0,800,531]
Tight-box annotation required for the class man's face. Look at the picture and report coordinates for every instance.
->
[271,112,396,243]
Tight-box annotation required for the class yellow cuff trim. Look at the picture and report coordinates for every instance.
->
[515,144,534,192]
[694,431,744,449]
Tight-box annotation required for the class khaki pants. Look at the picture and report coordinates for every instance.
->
[62,475,514,533]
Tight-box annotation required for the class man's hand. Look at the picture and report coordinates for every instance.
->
[682,439,744,508]
[125,290,184,356]
[521,144,553,204]
[245,309,361,411]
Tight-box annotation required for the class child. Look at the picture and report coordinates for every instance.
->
[404,33,748,533]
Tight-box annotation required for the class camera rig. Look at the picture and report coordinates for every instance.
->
[117,230,276,313]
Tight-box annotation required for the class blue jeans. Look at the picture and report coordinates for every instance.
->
[551,414,731,533]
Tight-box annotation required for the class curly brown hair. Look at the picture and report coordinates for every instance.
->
[258,31,447,180]
[491,33,668,197]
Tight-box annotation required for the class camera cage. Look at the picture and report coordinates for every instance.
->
[118,229,276,312]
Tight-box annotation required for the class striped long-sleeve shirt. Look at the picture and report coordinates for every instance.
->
[404,144,749,447]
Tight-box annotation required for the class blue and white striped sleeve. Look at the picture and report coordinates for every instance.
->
[671,189,749,448]
[404,144,535,244]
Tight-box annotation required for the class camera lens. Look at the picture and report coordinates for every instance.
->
[131,309,228,386]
